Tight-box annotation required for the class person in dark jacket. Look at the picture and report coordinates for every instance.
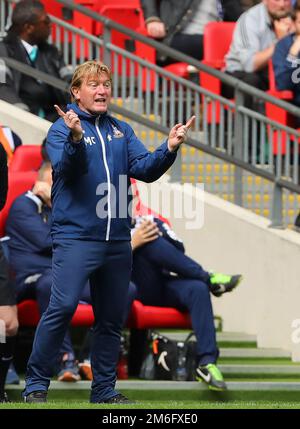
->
[140,0,244,63]
[22,60,195,404]
[0,143,18,403]
[131,216,242,391]
[0,0,71,122]
[273,3,300,108]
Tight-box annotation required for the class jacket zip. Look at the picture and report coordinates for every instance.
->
[95,116,111,241]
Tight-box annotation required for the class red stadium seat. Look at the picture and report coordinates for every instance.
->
[17,300,95,327]
[199,22,236,124]
[265,60,298,155]
[130,300,191,329]
[9,145,42,173]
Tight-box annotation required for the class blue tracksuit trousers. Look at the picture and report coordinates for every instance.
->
[24,239,132,402]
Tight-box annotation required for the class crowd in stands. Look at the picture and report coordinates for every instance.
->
[1,0,300,121]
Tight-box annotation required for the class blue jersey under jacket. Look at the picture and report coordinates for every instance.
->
[46,103,177,241]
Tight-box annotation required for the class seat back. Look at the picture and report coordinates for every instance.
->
[0,171,38,237]
[203,21,236,66]
[9,145,43,173]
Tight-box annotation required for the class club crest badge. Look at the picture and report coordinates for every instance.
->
[111,125,124,138]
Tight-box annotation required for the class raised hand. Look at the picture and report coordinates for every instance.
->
[146,21,166,39]
[54,105,83,142]
[167,115,196,152]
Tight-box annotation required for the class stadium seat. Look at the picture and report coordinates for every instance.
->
[9,145,42,173]
[17,299,95,327]
[199,22,236,124]
[130,300,191,329]
[131,178,171,225]
[265,60,297,155]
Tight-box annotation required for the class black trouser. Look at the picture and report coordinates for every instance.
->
[221,69,269,110]
[157,33,203,66]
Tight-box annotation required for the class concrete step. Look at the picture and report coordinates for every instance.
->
[219,364,300,375]
[7,380,300,391]
[219,348,290,359]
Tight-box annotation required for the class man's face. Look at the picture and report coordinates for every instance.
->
[264,0,291,19]
[72,73,112,115]
[28,11,51,44]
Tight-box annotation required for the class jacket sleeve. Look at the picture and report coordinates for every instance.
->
[140,0,161,23]
[0,144,8,211]
[127,124,177,182]
[228,12,265,73]
[46,121,88,180]
[6,198,52,254]
[273,38,297,91]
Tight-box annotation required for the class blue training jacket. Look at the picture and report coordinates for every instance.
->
[46,103,177,241]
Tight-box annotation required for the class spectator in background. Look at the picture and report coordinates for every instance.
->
[131,216,242,391]
[0,143,18,403]
[0,124,22,164]
[273,3,300,109]
[140,0,244,64]
[223,0,293,105]
[0,0,72,122]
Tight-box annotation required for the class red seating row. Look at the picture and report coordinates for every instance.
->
[17,299,191,330]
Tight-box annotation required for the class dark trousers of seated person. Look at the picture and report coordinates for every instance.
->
[222,70,269,161]
[157,33,203,66]
[222,70,269,110]
[16,268,75,363]
[132,238,219,367]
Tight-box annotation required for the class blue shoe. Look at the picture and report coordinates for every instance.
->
[5,363,20,385]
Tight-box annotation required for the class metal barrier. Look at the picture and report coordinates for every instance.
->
[1,0,300,228]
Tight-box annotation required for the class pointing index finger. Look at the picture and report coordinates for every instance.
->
[54,104,66,118]
[185,115,196,130]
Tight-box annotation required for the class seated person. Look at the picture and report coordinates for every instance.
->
[273,3,300,109]
[5,161,136,382]
[0,123,22,164]
[131,215,242,391]
[5,161,80,381]
[0,0,71,122]
[223,0,293,108]
[140,0,244,64]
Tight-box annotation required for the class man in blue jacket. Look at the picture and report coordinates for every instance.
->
[23,60,194,404]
